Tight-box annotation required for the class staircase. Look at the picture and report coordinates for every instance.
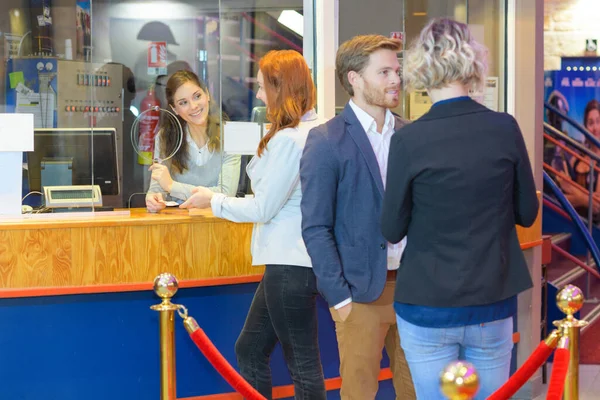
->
[542,103,600,363]
[545,231,600,364]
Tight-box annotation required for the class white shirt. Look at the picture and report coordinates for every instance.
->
[333,101,408,310]
[349,100,407,270]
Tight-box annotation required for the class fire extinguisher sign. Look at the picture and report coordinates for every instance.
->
[148,41,167,75]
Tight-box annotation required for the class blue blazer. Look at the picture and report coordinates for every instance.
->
[300,104,408,306]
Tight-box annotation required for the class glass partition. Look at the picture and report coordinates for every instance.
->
[2,0,313,213]
[336,0,507,120]
[404,0,507,118]
[219,0,308,197]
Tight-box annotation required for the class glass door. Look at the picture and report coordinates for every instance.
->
[336,0,507,119]
[403,0,507,119]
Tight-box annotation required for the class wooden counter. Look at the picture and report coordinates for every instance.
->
[0,192,543,298]
[0,208,261,298]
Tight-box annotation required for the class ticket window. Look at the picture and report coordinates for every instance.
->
[3,0,315,211]
[96,0,314,204]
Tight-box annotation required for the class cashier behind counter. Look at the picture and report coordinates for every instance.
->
[145,70,240,212]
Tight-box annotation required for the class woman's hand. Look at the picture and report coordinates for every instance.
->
[179,186,215,209]
[149,163,174,192]
[559,177,579,195]
[146,192,166,213]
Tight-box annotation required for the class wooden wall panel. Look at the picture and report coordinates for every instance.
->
[0,229,72,288]
[215,222,257,278]
[516,216,542,246]
[516,192,543,247]
[191,221,222,278]
[0,230,18,288]
[0,211,260,291]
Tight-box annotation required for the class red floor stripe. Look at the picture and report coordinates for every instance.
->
[178,368,392,400]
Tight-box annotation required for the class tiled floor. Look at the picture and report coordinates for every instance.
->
[534,364,600,400]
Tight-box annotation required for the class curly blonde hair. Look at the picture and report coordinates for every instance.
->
[404,18,488,92]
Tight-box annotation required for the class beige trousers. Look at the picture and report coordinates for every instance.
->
[329,279,416,400]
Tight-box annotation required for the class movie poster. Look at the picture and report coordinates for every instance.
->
[544,69,600,142]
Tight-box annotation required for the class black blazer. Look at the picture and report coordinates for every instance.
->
[381,98,538,308]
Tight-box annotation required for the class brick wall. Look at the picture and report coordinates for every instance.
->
[545,0,600,70]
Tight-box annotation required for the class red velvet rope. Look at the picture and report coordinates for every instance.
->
[546,348,570,400]
[189,328,267,400]
[487,341,555,400]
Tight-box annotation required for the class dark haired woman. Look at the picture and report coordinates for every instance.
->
[146,70,240,212]
[560,99,600,219]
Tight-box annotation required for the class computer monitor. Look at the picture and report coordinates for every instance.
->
[235,107,267,197]
[251,106,267,124]
[26,128,120,199]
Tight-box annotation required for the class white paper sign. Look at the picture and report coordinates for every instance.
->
[16,92,55,128]
[223,121,261,155]
[0,113,34,216]
[470,77,499,112]
[0,113,34,151]
[0,152,23,215]
[409,91,432,121]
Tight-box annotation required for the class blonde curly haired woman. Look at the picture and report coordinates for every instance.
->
[381,18,538,399]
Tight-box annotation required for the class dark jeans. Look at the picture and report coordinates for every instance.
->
[235,265,326,400]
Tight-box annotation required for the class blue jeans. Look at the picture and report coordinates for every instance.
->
[396,315,513,400]
[235,265,326,400]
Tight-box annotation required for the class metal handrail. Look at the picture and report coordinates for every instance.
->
[544,113,600,291]
[543,171,600,275]
[543,122,600,164]
[544,133,600,176]
[545,102,600,150]
[543,162,599,200]
[240,13,303,53]
[544,194,571,221]
[552,244,600,279]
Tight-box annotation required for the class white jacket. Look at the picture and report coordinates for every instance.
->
[211,110,322,267]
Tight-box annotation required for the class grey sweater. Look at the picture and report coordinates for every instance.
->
[148,135,241,201]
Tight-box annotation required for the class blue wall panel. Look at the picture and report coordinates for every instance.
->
[0,283,393,399]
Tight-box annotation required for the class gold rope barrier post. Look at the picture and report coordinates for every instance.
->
[554,284,588,400]
[151,273,180,400]
[440,361,480,400]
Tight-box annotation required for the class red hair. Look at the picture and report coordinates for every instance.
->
[256,50,316,157]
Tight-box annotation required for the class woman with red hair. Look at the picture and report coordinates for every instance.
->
[180,50,326,399]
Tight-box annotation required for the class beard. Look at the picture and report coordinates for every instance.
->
[363,79,400,109]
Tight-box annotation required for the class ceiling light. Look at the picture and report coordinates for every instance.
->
[278,10,303,37]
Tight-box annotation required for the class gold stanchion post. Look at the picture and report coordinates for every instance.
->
[554,284,589,400]
[440,361,480,400]
[151,273,180,400]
